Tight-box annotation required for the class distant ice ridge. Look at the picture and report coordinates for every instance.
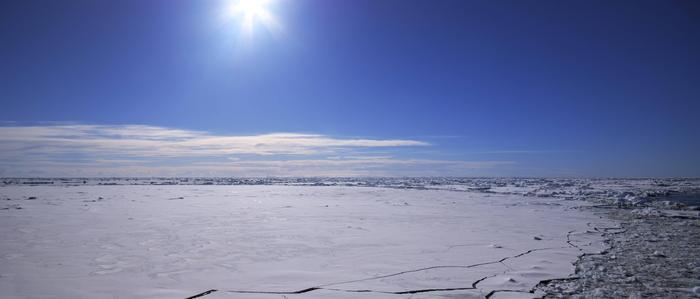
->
[3,177,700,207]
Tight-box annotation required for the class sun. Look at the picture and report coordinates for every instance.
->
[226,0,280,37]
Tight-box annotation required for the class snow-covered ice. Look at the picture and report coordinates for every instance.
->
[1,179,695,298]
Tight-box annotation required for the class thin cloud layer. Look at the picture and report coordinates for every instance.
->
[0,124,427,157]
[0,124,514,177]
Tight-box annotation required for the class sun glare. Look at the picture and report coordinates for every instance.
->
[226,0,280,37]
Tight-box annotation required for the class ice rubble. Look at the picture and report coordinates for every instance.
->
[3,177,699,207]
[537,207,700,299]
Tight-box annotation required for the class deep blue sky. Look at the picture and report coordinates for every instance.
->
[1,0,699,177]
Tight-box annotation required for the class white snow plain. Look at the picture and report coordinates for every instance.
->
[0,183,615,298]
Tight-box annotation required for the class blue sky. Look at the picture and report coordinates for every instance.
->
[1,0,699,177]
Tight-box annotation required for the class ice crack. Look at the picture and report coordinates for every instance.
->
[185,289,218,299]
[185,246,568,298]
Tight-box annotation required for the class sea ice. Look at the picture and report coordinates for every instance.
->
[2,178,691,298]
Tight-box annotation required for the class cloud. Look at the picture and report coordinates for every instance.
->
[0,158,515,177]
[472,150,567,154]
[0,124,515,177]
[0,124,427,157]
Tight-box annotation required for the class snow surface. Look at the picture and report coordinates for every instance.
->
[0,182,621,298]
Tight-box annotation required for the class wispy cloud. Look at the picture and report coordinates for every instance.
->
[0,124,427,157]
[0,124,515,177]
[0,158,515,177]
[472,150,557,154]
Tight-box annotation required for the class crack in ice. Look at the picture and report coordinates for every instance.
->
[184,289,218,299]
[186,246,570,298]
